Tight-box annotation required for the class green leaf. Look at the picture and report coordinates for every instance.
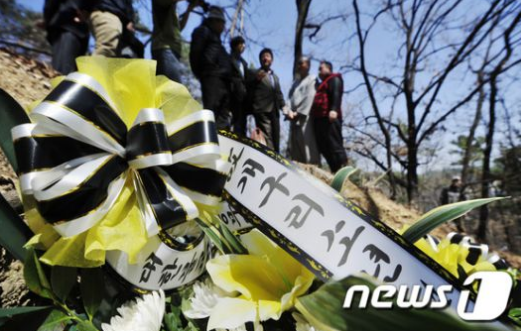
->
[80,268,104,320]
[37,309,73,331]
[76,320,99,331]
[0,193,32,261]
[330,166,358,192]
[296,275,505,331]
[0,88,30,172]
[0,89,32,262]
[0,306,53,331]
[402,197,505,243]
[164,310,183,331]
[196,215,247,255]
[509,308,521,326]
[0,306,52,319]
[51,266,78,302]
[24,247,54,299]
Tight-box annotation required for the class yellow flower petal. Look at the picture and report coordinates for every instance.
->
[207,255,287,301]
[258,299,282,322]
[206,230,316,329]
[241,230,303,283]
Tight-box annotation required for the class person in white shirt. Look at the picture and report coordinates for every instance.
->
[287,56,320,164]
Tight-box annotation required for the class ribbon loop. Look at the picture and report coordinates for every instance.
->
[126,108,172,170]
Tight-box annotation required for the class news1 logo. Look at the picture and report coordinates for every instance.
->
[343,271,513,321]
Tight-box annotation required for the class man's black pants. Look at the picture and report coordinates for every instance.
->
[201,76,231,130]
[231,99,247,136]
[314,117,347,172]
[254,110,280,153]
[50,30,88,74]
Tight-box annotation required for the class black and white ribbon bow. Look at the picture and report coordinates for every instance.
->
[12,72,228,239]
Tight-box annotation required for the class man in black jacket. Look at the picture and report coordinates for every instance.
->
[43,0,89,74]
[90,0,135,57]
[250,48,286,152]
[190,6,232,130]
[229,36,250,135]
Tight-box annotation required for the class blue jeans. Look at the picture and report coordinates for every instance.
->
[152,48,183,84]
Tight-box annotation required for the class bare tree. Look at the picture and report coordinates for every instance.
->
[229,0,246,37]
[350,0,521,203]
[293,0,313,79]
[477,7,521,241]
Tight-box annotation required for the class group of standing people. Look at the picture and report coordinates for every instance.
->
[43,0,198,74]
[188,8,348,171]
[42,0,348,172]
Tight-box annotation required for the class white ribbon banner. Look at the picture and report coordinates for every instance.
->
[218,132,509,328]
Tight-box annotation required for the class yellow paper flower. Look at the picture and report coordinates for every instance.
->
[409,230,496,278]
[205,229,315,330]
[417,238,496,277]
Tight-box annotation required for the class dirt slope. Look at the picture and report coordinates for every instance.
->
[0,49,56,307]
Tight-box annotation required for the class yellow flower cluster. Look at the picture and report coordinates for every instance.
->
[205,229,315,330]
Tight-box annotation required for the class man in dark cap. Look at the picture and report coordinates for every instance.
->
[190,6,233,129]
[250,48,287,152]
[43,0,89,74]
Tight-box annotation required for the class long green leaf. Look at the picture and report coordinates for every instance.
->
[0,193,31,261]
[0,88,30,173]
[0,306,52,331]
[37,309,73,331]
[0,89,31,262]
[196,214,247,255]
[402,197,505,243]
[296,275,506,331]
[80,268,104,320]
[24,248,54,300]
[51,266,78,302]
[0,306,51,318]
[330,166,358,192]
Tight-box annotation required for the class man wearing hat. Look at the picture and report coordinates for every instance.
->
[190,6,233,129]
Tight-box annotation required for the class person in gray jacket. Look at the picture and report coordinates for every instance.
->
[287,56,320,164]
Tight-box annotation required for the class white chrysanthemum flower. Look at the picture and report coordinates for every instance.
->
[102,290,165,331]
[183,279,253,331]
[293,312,322,331]
[183,278,230,319]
